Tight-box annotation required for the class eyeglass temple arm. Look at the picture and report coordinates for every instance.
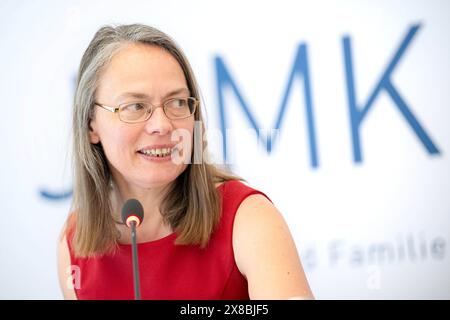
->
[95,103,119,113]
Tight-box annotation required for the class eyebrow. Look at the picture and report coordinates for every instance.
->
[116,87,190,101]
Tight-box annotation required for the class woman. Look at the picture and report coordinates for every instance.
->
[57,23,313,300]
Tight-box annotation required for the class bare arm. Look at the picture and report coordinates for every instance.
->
[57,226,78,300]
[233,194,314,300]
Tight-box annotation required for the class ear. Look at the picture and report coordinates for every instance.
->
[88,119,101,144]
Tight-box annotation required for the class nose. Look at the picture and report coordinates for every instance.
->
[144,106,174,135]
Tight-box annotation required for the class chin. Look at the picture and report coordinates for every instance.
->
[125,165,188,189]
[135,174,179,189]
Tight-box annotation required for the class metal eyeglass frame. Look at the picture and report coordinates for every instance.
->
[94,97,198,123]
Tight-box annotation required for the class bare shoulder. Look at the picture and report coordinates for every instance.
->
[57,220,77,300]
[232,194,314,300]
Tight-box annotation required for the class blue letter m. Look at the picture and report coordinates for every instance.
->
[215,44,319,168]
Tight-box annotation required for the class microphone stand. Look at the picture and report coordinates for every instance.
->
[130,221,141,300]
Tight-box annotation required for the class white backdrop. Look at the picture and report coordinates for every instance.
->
[0,0,449,299]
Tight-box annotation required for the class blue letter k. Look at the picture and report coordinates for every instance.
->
[343,24,440,163]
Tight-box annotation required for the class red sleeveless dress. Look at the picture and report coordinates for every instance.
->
[67,180,270,300]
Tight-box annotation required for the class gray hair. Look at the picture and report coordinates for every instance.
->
[70,24,235,256]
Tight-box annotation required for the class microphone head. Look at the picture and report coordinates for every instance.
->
[121,199,144,228]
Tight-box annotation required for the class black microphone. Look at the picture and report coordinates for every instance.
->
[121,199,144,300]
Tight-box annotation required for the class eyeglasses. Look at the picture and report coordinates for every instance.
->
[94,97,198,123]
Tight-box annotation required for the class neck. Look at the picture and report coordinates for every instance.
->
[110,179,174,240]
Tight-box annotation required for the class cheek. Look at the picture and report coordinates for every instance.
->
[177,119,195,137]
[172,120,195,146]
[99,125,138,164]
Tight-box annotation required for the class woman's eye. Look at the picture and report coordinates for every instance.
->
[123,103,145,112]
[173,99,187,108]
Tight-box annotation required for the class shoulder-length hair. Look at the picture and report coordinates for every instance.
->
[69,24,238,257]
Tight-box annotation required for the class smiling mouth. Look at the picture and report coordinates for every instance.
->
[137,147,175,157]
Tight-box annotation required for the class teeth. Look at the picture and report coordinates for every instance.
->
[140,148,172,157]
